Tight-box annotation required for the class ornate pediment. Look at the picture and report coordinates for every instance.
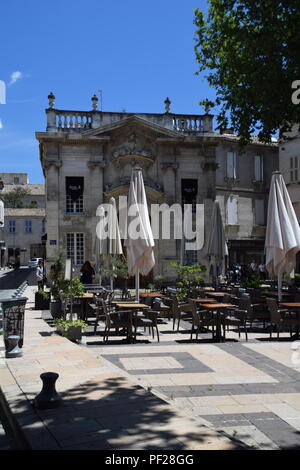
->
[111,131,155,168]
[104,176,164,201]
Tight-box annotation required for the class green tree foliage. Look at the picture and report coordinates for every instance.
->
[3,187,31,208]
[170,261,206,300]
[194,1,300,144]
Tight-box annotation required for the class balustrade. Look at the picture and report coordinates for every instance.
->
[55,111,92,130]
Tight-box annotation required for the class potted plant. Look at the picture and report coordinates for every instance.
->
[54,318,87,342]
[35,288,50,310]
[55,277,87,342]
[169,262,206,301]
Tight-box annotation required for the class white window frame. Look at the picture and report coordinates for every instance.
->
[254,155,264,182]
[66,233,84,266]
[227,151,237,179]
[290,157,299,183]
[66,194,83,214]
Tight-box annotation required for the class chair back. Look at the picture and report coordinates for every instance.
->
[222,293,232,303]
[266,298,281,323]
[171,297,180,319]
[239,297,252,314]
[188,300,200,327]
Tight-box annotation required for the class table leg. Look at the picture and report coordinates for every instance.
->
[213,311,225,343]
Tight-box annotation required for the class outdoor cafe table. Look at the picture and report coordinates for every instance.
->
[140,293,165,298]
[279,302,300,338]
[75,293,94,320]
[201,303,235,342]
[207,292,226,299]
[112,302,150,343]
[189,298,217,304]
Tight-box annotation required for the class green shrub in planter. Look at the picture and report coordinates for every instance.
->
[35,289,50,310]
[54,318,88,342]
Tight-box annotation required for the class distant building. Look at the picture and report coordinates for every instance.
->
[279,125,300,271]
[0,173,45,266]
[36,94,278,283]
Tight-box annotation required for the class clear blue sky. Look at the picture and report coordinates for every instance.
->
[0,0,212,183]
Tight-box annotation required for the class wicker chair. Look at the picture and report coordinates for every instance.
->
[266,297,299,339]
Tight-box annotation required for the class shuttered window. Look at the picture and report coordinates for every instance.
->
[227,152,237,179]
[255,200,265,226]
[290,157,299,183]
[254,155,264,181]
[227,196,238,225]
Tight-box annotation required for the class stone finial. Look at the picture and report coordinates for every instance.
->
[91,94,99,110]
[48,92,55,109]
[164,97,171,114]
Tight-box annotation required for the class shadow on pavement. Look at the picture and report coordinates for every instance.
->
[16,376,249,450]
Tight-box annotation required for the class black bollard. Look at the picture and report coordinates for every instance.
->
[33,372,62,409]
[5,335,23,358]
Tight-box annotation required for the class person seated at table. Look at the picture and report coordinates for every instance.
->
[80,261,95,285]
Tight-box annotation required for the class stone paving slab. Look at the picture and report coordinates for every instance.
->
[0,287,242,450]
[85,313,300,450]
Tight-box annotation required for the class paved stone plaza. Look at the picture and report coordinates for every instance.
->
[83,312,300,450]
[1,286,300,450]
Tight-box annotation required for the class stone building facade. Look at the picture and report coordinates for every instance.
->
[279,126,300,271]
[36,94,278,282]
[0,173,45,265]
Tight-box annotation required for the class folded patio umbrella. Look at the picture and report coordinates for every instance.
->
[265,171,300,300]
[207,200,228,287]
[97,197,123,289]
[125,166,155,301]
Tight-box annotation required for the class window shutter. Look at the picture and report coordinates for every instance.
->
[227,196,238,225]
[255,200,265,226]
[254,155,263,181]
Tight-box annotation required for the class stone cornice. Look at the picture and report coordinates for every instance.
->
[201,161,219,172]
[87,159,106,169]
[43,159,62,170]
[160,162,179,170]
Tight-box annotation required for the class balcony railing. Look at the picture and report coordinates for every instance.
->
[56,110,92,130]
[172,115,204,134]
[46,108,213,134]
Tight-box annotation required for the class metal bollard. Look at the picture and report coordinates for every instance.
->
[33,372,62,410]
[5,335,23,358]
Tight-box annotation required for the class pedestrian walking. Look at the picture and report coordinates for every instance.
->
[36,260,45,290]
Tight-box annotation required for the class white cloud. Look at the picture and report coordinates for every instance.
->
[9,71,23,86]
[0,119,3,129]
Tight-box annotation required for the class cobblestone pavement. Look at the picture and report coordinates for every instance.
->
[81,314,300,450]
